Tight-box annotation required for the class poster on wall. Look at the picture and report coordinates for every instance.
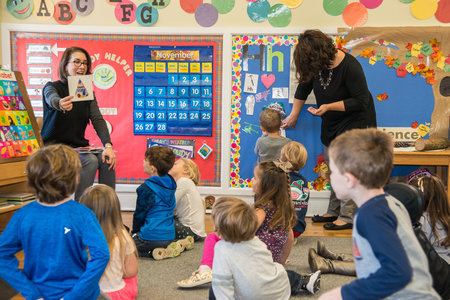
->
[133,45,214,136]
[12,33,223,186]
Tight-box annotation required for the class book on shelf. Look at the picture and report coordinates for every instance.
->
[0,192,36,202]
[7,199,36,205]
[0,204,16,211]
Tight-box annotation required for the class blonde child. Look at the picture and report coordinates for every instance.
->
[81,184,138,300]
[210,197,321,299]
[178,161,319,293]
[0,145,109,299]
[280,141,310,240]
[169,158,207,241]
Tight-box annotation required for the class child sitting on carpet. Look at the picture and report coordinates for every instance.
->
[81,184,139,300]
[408,174,450,264]
[169,158,207,241]
[209,197,321,299]
[132,145,193,260]
[319,128,439,300]
[0,145,109,299]
[280,141,310,241]
[177,161,319,294]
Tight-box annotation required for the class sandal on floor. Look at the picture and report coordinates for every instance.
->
[152,242,183,260]
[177,270,212,288]
[177,236,194,251]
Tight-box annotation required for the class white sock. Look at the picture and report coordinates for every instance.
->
[198,265,211,274]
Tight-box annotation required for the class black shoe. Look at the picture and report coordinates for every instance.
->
[304,270,321,294]
[312,215,338,223]
[323,222,353,230]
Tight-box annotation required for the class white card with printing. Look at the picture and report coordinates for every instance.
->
[68,75,94,101]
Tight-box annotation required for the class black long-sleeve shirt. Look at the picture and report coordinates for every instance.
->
[41,80,111,147]
[295,51,376,146]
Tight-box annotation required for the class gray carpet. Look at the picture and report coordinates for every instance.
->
[137,236,355,299]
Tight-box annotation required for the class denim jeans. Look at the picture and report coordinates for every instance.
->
[75,152,115,201]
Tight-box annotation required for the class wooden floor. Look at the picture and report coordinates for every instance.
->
[122,212,352,238]
[10,212,350,299]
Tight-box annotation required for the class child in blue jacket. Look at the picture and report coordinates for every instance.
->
[132,145,180,259]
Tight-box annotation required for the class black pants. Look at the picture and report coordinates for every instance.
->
[132,234,173,258]
[208,270,306,299]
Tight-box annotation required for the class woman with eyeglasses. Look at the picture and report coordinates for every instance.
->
[41,46,116,201]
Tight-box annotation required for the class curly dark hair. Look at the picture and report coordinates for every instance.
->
[293,30,337,83]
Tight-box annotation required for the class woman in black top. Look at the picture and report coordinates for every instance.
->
[282,30,376,230]
[41,47,116,200]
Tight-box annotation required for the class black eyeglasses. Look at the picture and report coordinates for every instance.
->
[69,60,88,67]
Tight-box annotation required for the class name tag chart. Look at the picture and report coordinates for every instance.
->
[133,45,214,136]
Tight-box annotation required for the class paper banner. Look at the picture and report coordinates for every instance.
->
[71,0,94,16]
[7,0,33,19]
[411,0,438,20]
[106,0,122,5]
[280,0,303,8]
[247,0,270,22]
[54,1,76,25]
[323,0,348,16]
[195,3,218,27]
[359,0,383,9]
[268,4,292,27]
[149,0,170,9]
[136,3,159,26]
[342,2,368,27]
[180,0,203,13]
[114,0,136,24]
[211,0,234,14]
[435,0,450,23]
[33,0,54,20]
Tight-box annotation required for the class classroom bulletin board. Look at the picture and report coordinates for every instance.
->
[11,32,223,186]
[231,28,449,189]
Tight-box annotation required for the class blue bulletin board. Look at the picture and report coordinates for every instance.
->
[133,45,214,136]
[230,32,442,189]
[230,35,324,188]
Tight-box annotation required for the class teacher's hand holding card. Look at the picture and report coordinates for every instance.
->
[59,95,74,112]
[68,74,94,102]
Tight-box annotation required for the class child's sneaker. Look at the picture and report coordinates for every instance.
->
[152,242,183,260]
[177,236,194,251]
[304,270,321,294]
[177,270,212,288]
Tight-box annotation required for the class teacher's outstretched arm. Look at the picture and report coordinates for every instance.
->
[281,98,305,129]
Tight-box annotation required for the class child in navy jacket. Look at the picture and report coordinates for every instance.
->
[132,145,178,259]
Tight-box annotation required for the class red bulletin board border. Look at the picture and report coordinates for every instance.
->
[11,32,223,186]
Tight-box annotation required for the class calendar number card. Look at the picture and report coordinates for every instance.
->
[133,45,214,136]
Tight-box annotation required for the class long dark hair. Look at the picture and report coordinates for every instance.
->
[293,29,337,83]
[58,46,92,82]
[409,175,450,247]
[254,161,297,231]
